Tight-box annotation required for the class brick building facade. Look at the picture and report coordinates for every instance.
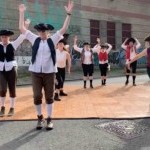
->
[0,0,149,69]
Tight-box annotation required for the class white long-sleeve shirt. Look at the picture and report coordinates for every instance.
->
[121,38,141,64]
[0,33,26,71]
[73,45,93,65]
[25,30,63,73]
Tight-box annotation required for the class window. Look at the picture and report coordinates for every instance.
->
[107,22,116,50]
[90,20,100,47]
[122,23,131,42]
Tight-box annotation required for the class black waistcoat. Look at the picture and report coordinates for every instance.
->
[0,44,15,62]
[32,37,56,65]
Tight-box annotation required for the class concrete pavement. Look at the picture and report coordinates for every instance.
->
[0,119,150,150]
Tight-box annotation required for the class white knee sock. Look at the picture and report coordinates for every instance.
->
[1,97,5,107]
[35,104,42,116]
[46,104,53,118]
[10,97,15,108]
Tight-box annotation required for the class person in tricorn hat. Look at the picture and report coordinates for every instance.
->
[54,39,71,101]
[127,35,150,78]
[0,29,26,117]
[92,38,112,86]
[19,1,74,130]
[121,37,141,86]
[73,36,94,89]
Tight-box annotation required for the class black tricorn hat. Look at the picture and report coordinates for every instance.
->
[144,36,150,42]
[34,23,54,31]
[0,30,14,36]
[83,42,90,46]
[58,39,67,45]
[125,38,136,45]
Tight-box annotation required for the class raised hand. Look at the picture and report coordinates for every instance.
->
[24,19,31,29]
[74,35,78,42]
[64,0,74,14]
[97,38,101,44]
[19,4,26,12]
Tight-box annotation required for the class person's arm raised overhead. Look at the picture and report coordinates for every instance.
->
[19,4,27,34]
[59,0,74,35]
[92,38,101,53]
[134,38,141,49]
[73,36,82,53]
[121,38,128,50]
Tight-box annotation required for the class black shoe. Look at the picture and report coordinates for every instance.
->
[0,106,5,117]
[7,108,14,116]
[133,83,136,86]
[90,84,93,88]
[36,115,45,130]
[60,90,68,96]
[46,117,53,130]
[84,85,86,89]
[54,93,61,101]
[125,80,129,85]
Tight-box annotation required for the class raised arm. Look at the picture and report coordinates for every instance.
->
[92,38,101,53]
[106,43,112,53]
[135,38,141,49]
[121,38,128,50]
[24,19,31,29]
[19,4,27,34]
[73,36,82,53]
[59,0,74,35]
[11,34,26,50]
[19,4,38,45]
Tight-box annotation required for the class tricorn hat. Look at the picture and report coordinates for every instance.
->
[144,36,150,42]
[125,38,136,45]
[0,30,14,36]
[34,23,54,31]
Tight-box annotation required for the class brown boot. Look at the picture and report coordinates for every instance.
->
[0,106,5,117]
[8,108,14,117]
[60,90,68,96]
[54,93,61,101]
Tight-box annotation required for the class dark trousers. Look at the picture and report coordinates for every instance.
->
[126,61,137,74]
[99,63,108,76]
[0,67,17,98]
[31,72,55,105]
[55,67,66,90]
[82,64,94,77]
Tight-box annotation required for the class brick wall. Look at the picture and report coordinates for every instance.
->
[0,0,149,71]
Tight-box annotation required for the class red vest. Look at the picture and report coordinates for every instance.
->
[99,51,108,61]
[126,45,137,60]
